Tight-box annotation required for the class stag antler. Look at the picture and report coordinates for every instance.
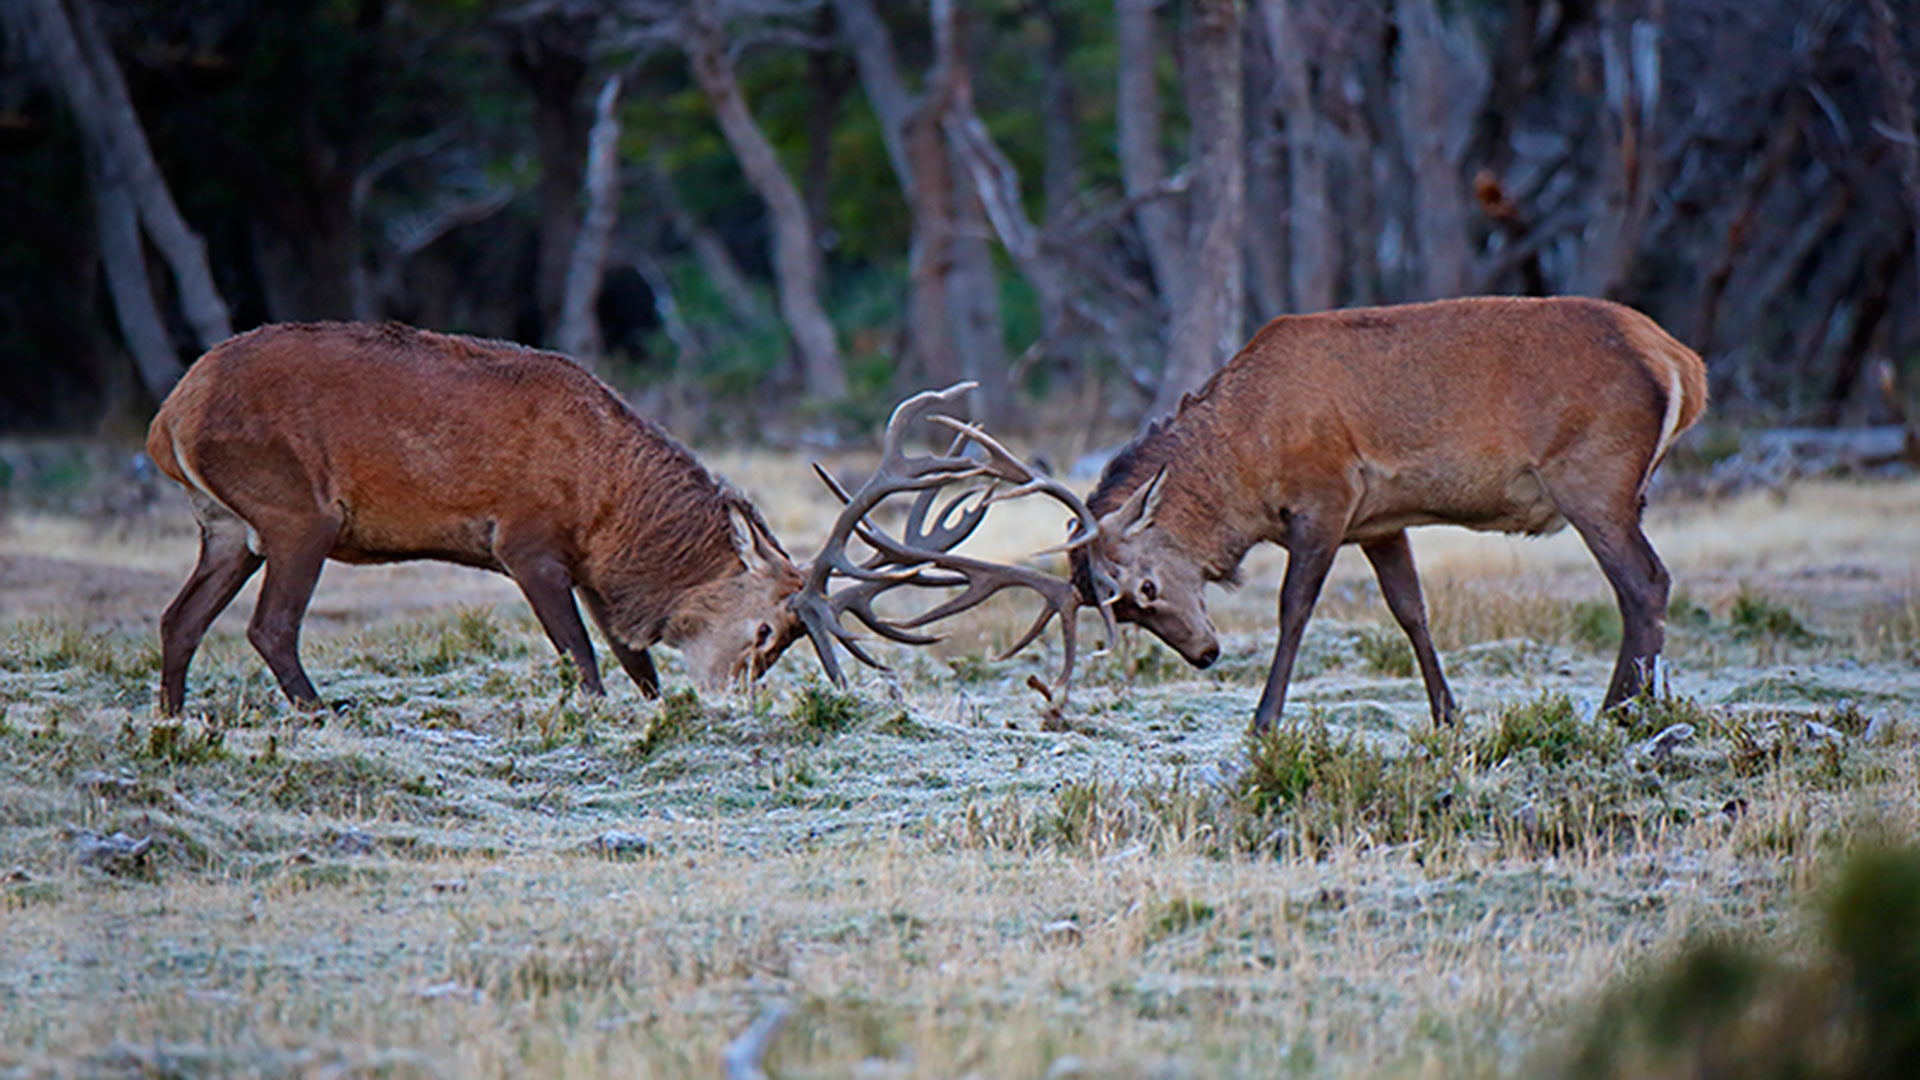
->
[792,383,1119,708]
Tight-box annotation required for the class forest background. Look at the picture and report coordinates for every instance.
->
[2,0,1917,449]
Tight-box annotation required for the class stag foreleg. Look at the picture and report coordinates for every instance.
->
[497,542,605,696]
[581,589,659,698]
[1361,532,1458,726]
[1251,522,1343,734]
[159,495,264,715]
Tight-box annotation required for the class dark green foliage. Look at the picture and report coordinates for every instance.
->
[1145,897,1215,944]
[788,683,865,737]
[137,721,228,767]
[1569,600,1623,651]
[1479,694,1620,768]
[1730,590,1815,644]
[1560,843,1920,1080]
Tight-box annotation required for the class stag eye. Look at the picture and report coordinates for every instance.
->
[1140,579,1159,603]
[755,622,775,648]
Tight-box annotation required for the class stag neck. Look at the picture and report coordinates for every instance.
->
[1095,403,1260,584]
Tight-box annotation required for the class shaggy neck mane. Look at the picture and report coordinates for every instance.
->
[596,428,784,643]
[1085,388,1257,586]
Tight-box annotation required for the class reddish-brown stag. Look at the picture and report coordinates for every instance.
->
[149,322,1103,715]
[1071,296,1708,731]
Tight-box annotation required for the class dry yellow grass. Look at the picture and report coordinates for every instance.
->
[2,466,1918,1077]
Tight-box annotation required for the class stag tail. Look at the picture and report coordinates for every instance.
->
[1624,316,1709,494]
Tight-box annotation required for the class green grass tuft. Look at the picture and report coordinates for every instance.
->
[1354,625,1415,678]
[1479,693,1620,768]
[1730,589,1815,644]
[788,682,865,737]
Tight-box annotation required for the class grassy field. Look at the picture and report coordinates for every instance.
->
[2,459,1918,1078]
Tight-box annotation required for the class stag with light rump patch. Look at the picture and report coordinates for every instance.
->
[1071,296,1707,731]
[147,322,1105,715]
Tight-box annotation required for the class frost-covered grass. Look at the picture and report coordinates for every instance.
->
[2,472,1917,1077]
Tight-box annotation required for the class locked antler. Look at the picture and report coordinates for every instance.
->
[792,382,1118,707]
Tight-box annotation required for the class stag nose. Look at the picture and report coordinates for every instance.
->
[1196,644,1221,669]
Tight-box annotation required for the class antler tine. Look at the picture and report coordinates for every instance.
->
[926,415,1103,552]
[796,382,1120,708]
[796,383,994,679]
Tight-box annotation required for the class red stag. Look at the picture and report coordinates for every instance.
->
[1071,296,1707,731]
[149,322,1104,714]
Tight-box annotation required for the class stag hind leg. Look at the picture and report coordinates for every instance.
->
[246,508,345,710]
[1361,531,1458,725]
[159,494,264,714]
[1541,471,1672,711]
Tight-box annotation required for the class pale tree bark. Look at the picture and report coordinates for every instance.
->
[1259,0,1334,313]
[1151,0,1245,419]
[13,0,231,379]
[1393,0,1481,300]
[558,75,623,366]
[683,2,846,401]
[1117,0,1187,317]
[90,161,180,400]
[902,12,962,393]
[836,0,1011,423]
[1575,3,1662,298]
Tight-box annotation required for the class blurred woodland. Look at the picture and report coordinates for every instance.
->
[2,0,1918,444]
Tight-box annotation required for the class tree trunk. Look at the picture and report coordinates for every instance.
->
[802,11,852,245]
[1033,0,1084,226]
[90,157,183,401]
[1242,30,1288,321]
[1576,4,1662,298]
[1151,0,1245,419]
[1868,0,1920,321]
[18,0,231,350]
[559,75,622,367]
[684,4,847,401]
[504,4,594,345]
[903,22,962,392]
[1394,0,1478,300]
[831,0,916,188]
[838,0,1009,420]
[1259,0,1335,313]
[948,173,1012,426]
[1117,0,1187,317]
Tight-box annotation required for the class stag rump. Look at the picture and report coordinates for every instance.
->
[149,322,1106,715]
[1072,296,1708,732]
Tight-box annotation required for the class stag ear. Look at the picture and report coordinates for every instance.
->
[729,506,790,577]
[1102,466,1169,540]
